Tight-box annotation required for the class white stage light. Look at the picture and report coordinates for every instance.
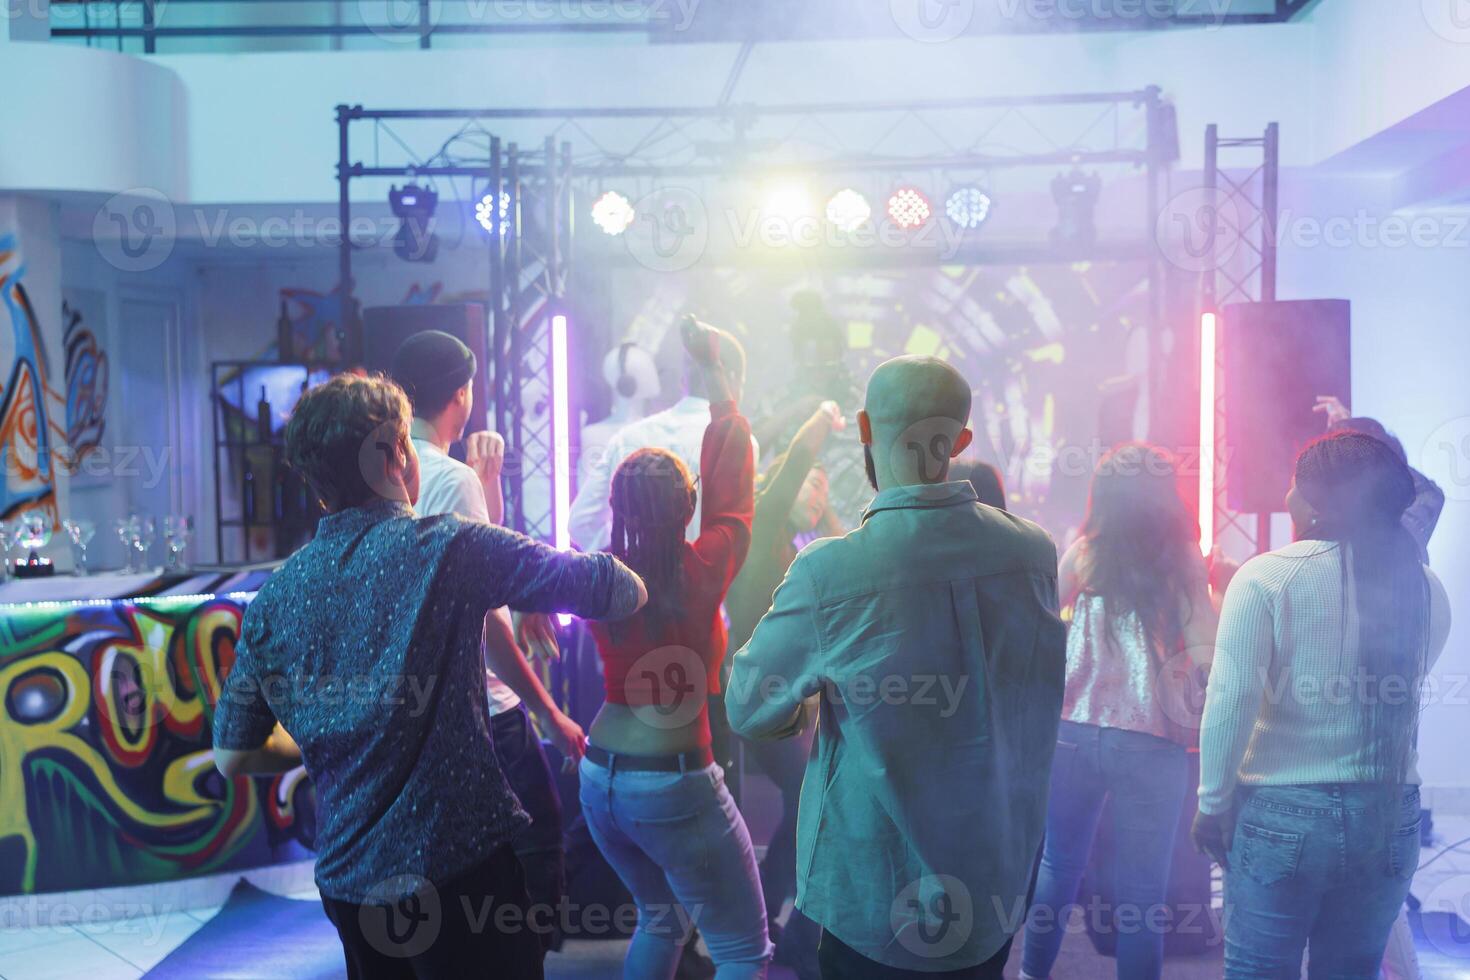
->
[825,189,872,233]
[763,183,815,225]
[591,191,636,236]
[475,190,510,237]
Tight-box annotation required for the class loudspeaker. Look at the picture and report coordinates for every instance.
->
[1223,300,1351,515]
[362,304,491,435]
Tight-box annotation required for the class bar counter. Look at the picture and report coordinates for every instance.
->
[0,566,316,897]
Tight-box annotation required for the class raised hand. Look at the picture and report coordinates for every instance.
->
[680,315,722,369]
[465,430,506,483]
[818,400,847,433]
[1312,395,1350,427]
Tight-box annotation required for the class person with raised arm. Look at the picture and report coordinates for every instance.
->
[578,316,771,979]
[1193,432,1451,976]
[723,398,844,979]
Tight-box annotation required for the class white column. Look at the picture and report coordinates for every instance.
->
[3,0,51,44]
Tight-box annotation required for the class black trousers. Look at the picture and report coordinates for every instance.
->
[320,846,545,979]
[491,703,567,951]
[818,932,1013,980]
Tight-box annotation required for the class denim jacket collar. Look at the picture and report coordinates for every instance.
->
[862,480,978,523]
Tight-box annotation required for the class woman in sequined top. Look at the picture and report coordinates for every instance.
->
[1021,443,1217,980]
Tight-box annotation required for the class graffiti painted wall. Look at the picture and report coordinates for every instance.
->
[0,232,67,527]
[0,593,315,895]
[0,221,113,549]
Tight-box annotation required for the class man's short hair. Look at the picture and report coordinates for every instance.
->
[285,372,411,509]
[863,356,971,434]
[389,330,476,420]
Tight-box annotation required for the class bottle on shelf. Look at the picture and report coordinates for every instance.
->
[256,385,273,444]
[243,455,256,526]
[277,298,294,362]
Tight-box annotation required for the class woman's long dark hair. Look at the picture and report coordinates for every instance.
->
[1080,443,1200,662]
[609,448,696,638]
[1294,431,1428,783]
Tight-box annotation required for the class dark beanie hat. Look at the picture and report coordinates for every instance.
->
[389,330,476,417]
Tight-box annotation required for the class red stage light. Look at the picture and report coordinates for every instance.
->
[886,187,931,229]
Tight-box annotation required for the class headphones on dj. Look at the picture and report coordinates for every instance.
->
[614,342,638,399]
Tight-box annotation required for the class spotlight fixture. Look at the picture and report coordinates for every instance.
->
[475,190,510,237]
[886,186,931,230]
[825,188,872,233]
[590,191,636,236]
[390,183,438,262]
[763,183,815,224]
[945,186,993,230]
[1050,168,1101,250]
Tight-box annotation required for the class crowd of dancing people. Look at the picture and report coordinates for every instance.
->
[212,315,1451,980]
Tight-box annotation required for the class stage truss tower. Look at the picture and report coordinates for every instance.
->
[1201,122,1280,559]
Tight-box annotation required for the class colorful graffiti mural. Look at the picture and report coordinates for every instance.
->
[0,233,67,524]
[0,593,315,895]
[61,299,109,471]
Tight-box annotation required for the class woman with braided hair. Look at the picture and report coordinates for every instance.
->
[579,317,772,979]
[1193,431,1452,978]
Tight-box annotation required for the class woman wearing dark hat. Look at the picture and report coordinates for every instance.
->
[1193,431,1452,977]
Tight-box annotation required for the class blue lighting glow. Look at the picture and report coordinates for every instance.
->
[945,186,993,230]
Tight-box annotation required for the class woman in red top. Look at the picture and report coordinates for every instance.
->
[579,317,772,979]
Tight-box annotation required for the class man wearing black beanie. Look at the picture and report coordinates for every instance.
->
[391,329,579,955]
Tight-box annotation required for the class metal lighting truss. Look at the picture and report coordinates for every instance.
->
[335,90,1176,540]
[1202,122,1280,558]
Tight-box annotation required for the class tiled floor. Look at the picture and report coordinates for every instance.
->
[3,816,1469,979]
[0,882,317,980]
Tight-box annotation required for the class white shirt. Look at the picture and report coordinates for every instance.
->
[1198,539,1452,815]
[570,396,758,551]
[411,423,521,716]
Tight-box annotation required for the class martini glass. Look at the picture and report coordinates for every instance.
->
[115,516,139,573]
[63,519,97,574]
[164,515,194,571]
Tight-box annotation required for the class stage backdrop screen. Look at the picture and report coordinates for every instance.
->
[590,260,1153,543]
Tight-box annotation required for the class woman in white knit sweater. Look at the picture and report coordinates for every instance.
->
[1193,432,1452,978]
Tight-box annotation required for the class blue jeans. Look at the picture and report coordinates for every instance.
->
[579,756,772,979]
[1223,783,1420,979]
[1021,721,1189,980]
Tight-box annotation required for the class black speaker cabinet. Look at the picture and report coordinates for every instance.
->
[362,304,491,436]
[1223,300,1351,515]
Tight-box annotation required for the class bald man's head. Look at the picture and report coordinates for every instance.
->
[859,356,974,491]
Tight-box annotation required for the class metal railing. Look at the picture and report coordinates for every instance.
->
[48,0,1323,54]
[49,0,660,53]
